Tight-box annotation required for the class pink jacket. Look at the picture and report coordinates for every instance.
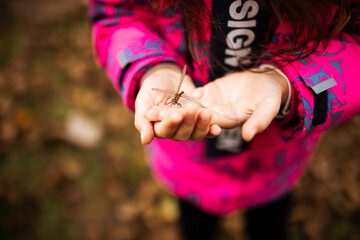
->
[89,0,360,214]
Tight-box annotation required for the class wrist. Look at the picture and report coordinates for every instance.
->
[141,63,181,85]
[259,64,291,118]
[259,65,290,103]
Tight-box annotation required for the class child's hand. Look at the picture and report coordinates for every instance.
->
[134,64,221,144]
[191,69,289,142]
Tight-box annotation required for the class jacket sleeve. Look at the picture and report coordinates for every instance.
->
[89,0,187,111]
[267,3,360,141]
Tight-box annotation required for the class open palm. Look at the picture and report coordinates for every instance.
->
[191,69,289,141]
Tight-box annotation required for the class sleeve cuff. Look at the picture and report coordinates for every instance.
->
[259,64,292,118]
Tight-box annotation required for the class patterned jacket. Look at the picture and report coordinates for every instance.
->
[89,0,360,214]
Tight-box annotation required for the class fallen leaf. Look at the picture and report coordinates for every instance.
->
[64,111,103,149]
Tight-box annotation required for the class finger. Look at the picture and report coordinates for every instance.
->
[207,104,248,129]
[242,97,280,141]
[145,106,162,122]
[134,114,155,145]
[153,109,183,139]
[141,120,155,144]
[207,124,222,138]
[134,96,156,145]
[189,109,212,141]
[172,107,198,141]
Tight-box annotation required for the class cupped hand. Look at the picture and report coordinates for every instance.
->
[191,68,289,142]
[134,64,221,145]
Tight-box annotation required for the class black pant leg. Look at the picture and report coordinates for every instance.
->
[245,193,292,240]
[178,199,220,240]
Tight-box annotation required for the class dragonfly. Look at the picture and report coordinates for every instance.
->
[151,65,206,108]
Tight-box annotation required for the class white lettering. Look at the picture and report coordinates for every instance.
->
[224,0,259,67]
[224,48,252,67]
[229,0,259,20]
[215,127,243,153]
[227,20,256,28]
[227,29,255,49]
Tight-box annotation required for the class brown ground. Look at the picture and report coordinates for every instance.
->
[0,1,359,240]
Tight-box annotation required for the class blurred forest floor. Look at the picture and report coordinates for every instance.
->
[0,1,360,240]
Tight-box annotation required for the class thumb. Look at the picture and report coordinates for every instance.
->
[136,118,155,145]
[134,90,156,145]
[134,107,155,145]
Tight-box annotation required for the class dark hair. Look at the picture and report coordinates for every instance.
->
[153,0,350,68]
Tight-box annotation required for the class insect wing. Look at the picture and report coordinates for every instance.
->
[151,65,205,108]
[151,88,177,95]
[151,88,205,108]
[176,65,187,94]
[181,93,206,108]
